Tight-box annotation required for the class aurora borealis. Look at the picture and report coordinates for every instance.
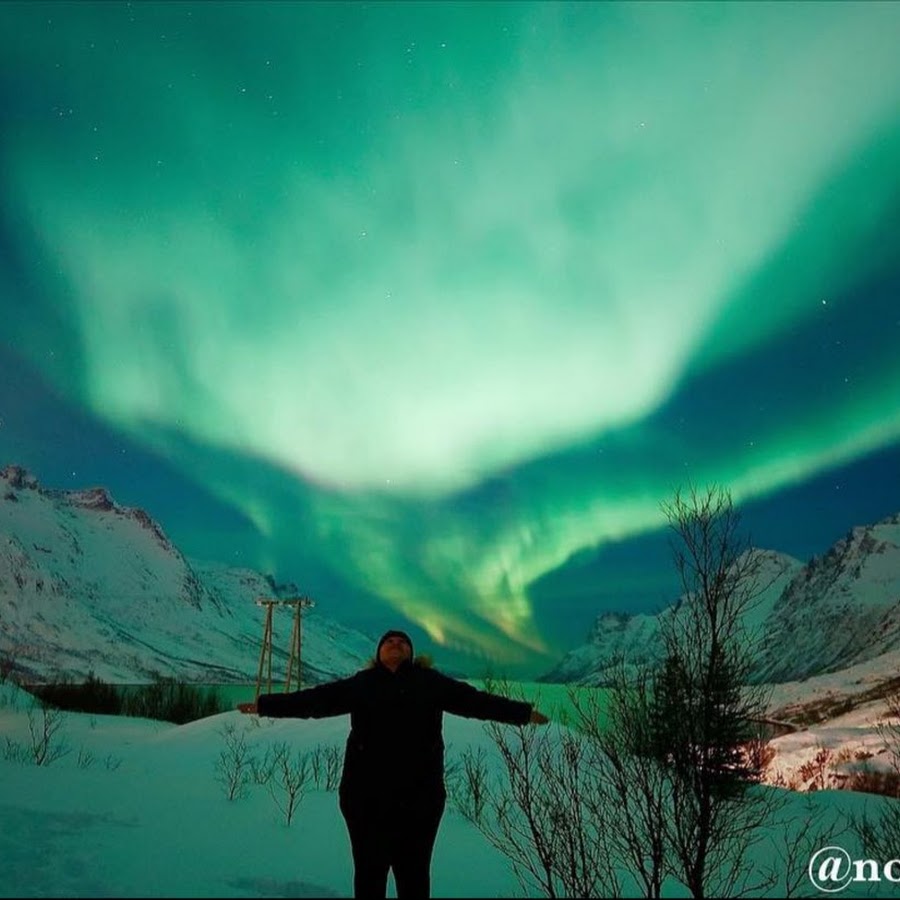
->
[2,1,900,676]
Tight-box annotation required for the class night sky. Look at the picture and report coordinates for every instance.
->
[2,1,899,678]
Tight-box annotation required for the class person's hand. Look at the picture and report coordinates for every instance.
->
[529,708,549,725]
[236,701,258,715]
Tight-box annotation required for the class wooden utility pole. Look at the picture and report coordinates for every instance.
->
[254,596,315,702]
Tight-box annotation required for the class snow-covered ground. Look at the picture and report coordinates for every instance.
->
[1,679,898,898]
[761,652,900,794]
[765,647,900,716]
[765,698,896,792]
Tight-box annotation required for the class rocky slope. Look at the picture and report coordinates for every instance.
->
[542,514,900,688]
[0,465,373,684]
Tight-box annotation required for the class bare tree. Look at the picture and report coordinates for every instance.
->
[651,483,782,898]
[447,744,491,825]
[769,795,850,898]
[454,485,787,899]
[309,744,342,792]
[27,701,71,766]
[571,664,672,898]
[853,683,900,861]
[453,680,621,899]
[264,741,311,825]
[215,721,256,801]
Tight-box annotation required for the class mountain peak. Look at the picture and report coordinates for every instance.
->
[67,486,116,512]
[1,464,39,491]
[0,466,375,683]
[541,515,899,686]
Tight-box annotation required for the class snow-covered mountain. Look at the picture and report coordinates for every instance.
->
[755,514,900,682]
[541,548,801,684]
[541,514,900,687]
[0,465,375,684]
[6,459,899,694]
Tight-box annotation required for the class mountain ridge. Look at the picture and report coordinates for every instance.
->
[540,512,900,687]
[4,463,899,693]
[0,464,374,684]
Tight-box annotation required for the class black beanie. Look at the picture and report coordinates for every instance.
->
[376,629,413,660]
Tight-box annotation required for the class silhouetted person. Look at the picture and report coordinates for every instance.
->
[238,628,548,898]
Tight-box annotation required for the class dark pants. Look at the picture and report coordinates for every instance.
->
[340,793,446,898]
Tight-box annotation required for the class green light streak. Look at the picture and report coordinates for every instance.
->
[3,2,900,666]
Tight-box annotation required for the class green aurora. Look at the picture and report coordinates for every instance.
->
[1,2,899,673]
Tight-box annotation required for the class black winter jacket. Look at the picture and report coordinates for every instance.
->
[257,658,533,810]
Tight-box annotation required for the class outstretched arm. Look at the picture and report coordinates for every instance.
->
[237,675,357,719]
[435,671,548,725]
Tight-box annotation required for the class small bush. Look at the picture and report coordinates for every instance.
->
[309,744,342,792]
[259,742,312,825]
[26,704,71,766]
[215,721,256,800]
[843,768,900,798]
[797,746,833,791]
